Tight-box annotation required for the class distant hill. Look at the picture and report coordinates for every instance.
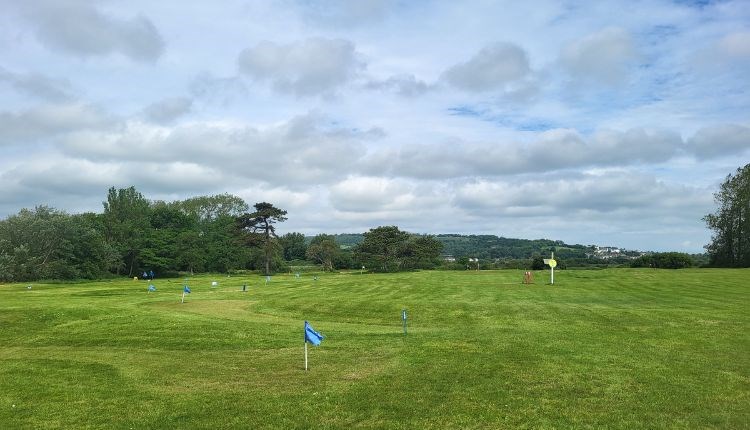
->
[322,233,594,260]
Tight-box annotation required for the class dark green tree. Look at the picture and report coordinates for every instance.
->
[102,186,151,277]
[402,235,443,269]
[355,226,410,272]
[306,234,339,271]
[530,255,545,270]
[280,232,308,261]
[237,202,288,275]
[703,164,750,267]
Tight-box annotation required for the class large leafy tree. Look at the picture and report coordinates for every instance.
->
[703,164,750,267]
[237,202,288,275]
[402,235,443,269]
[102,186,151,277]
[280,232,308,261]
[0,207,114,281]
[306,234,339,271]
[355,226,410,272]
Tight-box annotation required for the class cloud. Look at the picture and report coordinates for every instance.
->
[142,97,192,124]
[0,66,74,102]
[237,38,363,96]
[365,74,431,97]
[329,176,416,212]
[14,0,164,62]
[452,172,710,218]
[365,127,684,179]
[686,124,750,159]
[442,42,531,92]
[60,114,376,186]
[560,27,638,86]
[0,103,114,145]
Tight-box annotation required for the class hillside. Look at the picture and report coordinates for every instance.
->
[327,233,595,259]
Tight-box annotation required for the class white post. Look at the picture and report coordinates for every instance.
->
[551,252,554,285]
[181,291,185,304]
[304,341,308,371]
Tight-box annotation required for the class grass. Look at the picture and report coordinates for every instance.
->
[0,268,748,429]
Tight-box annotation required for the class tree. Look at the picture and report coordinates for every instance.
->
[306,234,339,271]
[174,194,248,221]
[237,202,288,275]
[280,232,308,261]
[703,164,750,267]
[631,252,694,269]
[530,255,545,270]
[355,226,410,272]
[102,186,151,277]
[0,207,114,281]
[402,235,443,269]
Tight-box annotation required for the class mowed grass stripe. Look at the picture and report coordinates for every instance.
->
[0,268,748,429]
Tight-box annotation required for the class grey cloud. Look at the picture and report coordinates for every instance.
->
[365,74,431,97]
[452,173,710,218]
[0,157,222,216]
[560,27,638,86]
[686,124,750,159]
[442,43,531,92]
[142,97,192,124]
[365,127,684,179]
[237,38,363,96]
[17,0,164,62]
[0,66,74,101]
[0,103,114,145]
[61,114,373,186]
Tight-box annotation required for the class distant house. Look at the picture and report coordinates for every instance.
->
[442,254,456,262]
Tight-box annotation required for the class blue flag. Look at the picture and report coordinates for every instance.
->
[304,321,324,346]
[148,285,156,292]
[183,286,191,293]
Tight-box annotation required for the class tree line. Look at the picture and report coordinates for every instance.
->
[704,163,750,267]
[0,187,444,281]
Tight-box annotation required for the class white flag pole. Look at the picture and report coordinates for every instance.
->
[304,340,308,371]
[181,290,185,304]
[551,252,554,285]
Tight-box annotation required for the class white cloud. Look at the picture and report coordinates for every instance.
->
[0,103,114,145]
[142,97,192,124]
[686,124,750,159]
[452,172,710,219]
[365,74,431,97]
[0,66,74,102]
[560,27,638,86]
[60,114,375,186]
[442,42,531,92]
[12,0,164,62]
[365,126,685,179]
[237,38,363,96]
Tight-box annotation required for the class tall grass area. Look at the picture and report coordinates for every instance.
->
[0,269,748,429]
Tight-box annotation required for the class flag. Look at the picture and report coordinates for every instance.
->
[183,286,191,293]
[304,321,324,346]
[148,285,156,292]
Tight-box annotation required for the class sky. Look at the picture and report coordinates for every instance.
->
[1,0,748,252]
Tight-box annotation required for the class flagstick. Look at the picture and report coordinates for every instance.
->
[304,340,308,371]
[181,290,185,304]
[551,252,555,285]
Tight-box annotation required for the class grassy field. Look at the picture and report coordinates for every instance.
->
[0,269,748,429]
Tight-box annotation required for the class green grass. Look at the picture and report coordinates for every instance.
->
[0,269,748,429]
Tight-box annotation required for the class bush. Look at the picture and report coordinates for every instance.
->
[631,252,694,269]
